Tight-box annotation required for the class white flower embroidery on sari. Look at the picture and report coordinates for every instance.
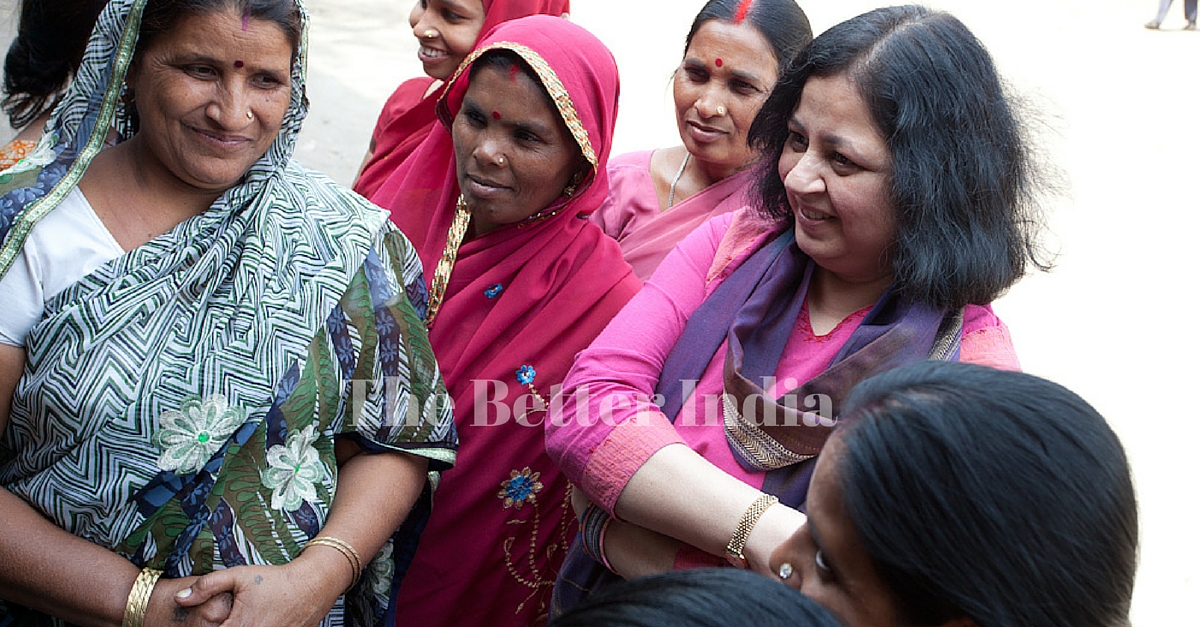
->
[153,394,245,476]
[261,424,326,511]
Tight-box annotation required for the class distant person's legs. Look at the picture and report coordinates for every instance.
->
[1146,0,1173,28]
[1185,0,1197,28]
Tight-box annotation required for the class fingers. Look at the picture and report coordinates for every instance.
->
[194,592,234,626]
[176,569,238,606]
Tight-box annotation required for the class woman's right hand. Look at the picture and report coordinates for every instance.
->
[146,576,232,627]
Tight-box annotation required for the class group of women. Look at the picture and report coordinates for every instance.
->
[0,2,1138,627]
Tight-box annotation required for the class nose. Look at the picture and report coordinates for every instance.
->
[205,81,253,129]
[474,132,507,168]
[411,6,434,37]
[694,86,725,119]
[783,151,826,196]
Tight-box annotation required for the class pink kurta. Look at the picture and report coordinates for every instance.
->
[547,210,1019,531]
[590,150,755,280]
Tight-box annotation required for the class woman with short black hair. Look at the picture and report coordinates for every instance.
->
[548,4,1050,612]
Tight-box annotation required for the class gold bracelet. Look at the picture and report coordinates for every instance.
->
[122,567,163,627]
[724,493,780,569]
[303,536,363,592]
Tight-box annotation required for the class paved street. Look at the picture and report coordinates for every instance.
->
[2,0,1197,623]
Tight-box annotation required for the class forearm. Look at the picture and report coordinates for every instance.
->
[311,446,429,585]
[0,487,137,627]
[613,444,805,573]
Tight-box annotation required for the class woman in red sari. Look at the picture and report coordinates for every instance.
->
[353,0,570,199]
[373,16,639,627]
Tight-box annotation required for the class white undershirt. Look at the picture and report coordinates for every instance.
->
[0,187,124,346]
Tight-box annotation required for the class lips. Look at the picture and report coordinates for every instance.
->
[191,126,251,150]
[418,46,450,63]
[686,120,727,143]
[465,173,510,198]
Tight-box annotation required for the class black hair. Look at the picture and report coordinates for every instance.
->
[549,568,844,627]
[2,0,109,130]
[684,0,812,74]
[748,5,1052,310]
[833,361,1138,627]
[137,0,303,62]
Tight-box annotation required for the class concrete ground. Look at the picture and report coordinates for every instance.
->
[2,0,1197,623]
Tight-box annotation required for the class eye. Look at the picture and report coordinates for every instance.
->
[730,80,758,96]
[442,8,464,22]
[462,107,486,127]
[183,64,217,80]
[251,73,286,89]
[514,129,541,143]
[787,130,807,153]
[683,66,707,83]
[830,152,862,172]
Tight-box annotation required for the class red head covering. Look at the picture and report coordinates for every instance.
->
[380,16,639,624]
[353,0,571,196]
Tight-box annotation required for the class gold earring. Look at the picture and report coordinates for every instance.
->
[563,171,584,198]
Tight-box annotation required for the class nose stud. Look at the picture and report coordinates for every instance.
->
[497,156,506,166]
[423,29,438,38]
[246,111,254,120]
[716,105,727,116]
[778,563,793,580]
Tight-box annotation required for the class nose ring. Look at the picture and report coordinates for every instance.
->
[716,105,727,116]
[423,29,438,38]
[246,111,254,120]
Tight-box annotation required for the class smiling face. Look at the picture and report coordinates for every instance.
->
[674,19,778,176]
[409,0,486,81]
[778,73,895,285]
[769,436,911,627]
[452,62,584,237]
[125,9,292,195]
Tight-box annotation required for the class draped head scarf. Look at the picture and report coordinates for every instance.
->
[352,0,571,197]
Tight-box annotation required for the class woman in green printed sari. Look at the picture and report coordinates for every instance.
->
[0,1,456,626]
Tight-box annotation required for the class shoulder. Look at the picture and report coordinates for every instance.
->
[607,149,654,171]
[960,304,1020,371]
[380,77,439,120]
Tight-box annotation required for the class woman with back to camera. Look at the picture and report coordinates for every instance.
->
[590,0,811,280]
[1,0,109,169]
[547,4,1051,611]
[549,568,843,627]
[371,15,640,627]
[0,1,456,626]
[770,361,1138,627]
[353,0,570,199]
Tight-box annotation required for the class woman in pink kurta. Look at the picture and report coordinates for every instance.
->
[589,0,811,280]
[546,5,1051,613]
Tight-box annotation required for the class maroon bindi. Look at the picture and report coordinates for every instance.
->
[715,58,723,67]
[492,110,502,120]
[234,60,245,68]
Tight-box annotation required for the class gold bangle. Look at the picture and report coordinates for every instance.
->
[303,536,363,592]
[724,494,780,569]
[122,567,163,627]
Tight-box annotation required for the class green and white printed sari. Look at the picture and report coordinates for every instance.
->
[0,1,456,625]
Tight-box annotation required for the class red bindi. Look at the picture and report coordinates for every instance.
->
[234,60,244,68]
[715,58,723,67]
[492,110,502,120]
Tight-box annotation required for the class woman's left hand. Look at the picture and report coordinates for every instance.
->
[174,550,348,627]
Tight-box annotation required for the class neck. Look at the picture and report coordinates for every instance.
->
[807,266,893,334]
[12,111,53,143]
[692,152,755,187]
